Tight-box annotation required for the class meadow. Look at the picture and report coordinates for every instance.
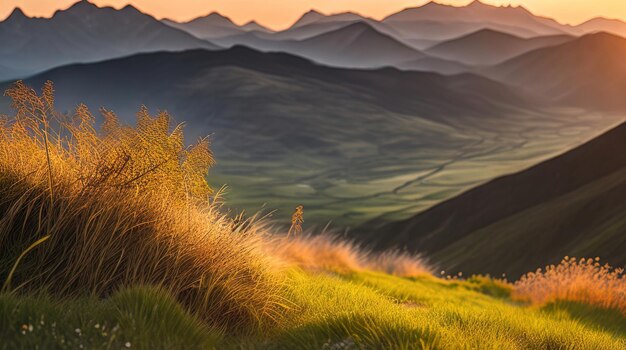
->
[0,82,624,349]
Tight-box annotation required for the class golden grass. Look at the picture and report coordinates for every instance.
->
[514,257,626,314]
[272,233,431,277]
[0,81,285,333]
[366,250,433,278]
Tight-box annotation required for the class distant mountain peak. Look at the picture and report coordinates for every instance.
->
[188,12,235,26]
[67,0,98,11]
[55,0,100,17]
[303,9,324,16]
[292,9,325,27]
[5,7,28,21]
[120,4,142,14]
[241,20,271,32]
[467,0,485,7]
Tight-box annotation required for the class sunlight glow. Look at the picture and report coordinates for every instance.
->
[2,0,626,30]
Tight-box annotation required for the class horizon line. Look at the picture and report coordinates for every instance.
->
[0,0,618,30]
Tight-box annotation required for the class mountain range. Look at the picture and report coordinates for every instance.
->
[1,0,626,274]
[0,1,218,80]
[5,0,626,80]
[3,46,606,227]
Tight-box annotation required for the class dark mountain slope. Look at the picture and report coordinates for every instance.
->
[0,2,217,79]
[426,29,572,65]
[3,47,532,133]
[365,121,626,278]
[487,32,626,111]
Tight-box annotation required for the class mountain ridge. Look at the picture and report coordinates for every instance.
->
[0,1,218,80]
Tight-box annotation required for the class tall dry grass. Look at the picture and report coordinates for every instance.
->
[514,257,626,314]
[0,81,285,333]
[272,233,432,277]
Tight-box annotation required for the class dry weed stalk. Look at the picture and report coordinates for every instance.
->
[288,205,304,238]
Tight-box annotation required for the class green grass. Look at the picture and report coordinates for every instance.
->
[0,287,220,350]
[4,270,623,349]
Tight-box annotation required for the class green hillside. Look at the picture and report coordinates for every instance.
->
[2,269,624,349]
[366,121,626,278]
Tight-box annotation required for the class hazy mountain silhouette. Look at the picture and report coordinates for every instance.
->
[0,1,218,80]
[487,32,626,111]
[289,22,425,68]
[573,17,626,37]
[163,13,272,39]
[291,10,367,28]
[426,29,573,65]
[363,121,626,278]
[241,21,272,33]
[213,22,437,70]
[381,0,570,46]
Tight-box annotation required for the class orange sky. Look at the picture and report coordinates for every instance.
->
[2,0,626,30]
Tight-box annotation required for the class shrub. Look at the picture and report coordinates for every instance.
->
[514,257,626,314]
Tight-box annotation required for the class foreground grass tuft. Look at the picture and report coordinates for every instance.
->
[0,287,220,350]
[0,81,285,333]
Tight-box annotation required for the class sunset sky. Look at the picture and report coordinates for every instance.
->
[2,0,626,30]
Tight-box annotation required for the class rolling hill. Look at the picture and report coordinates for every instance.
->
[363,121,626,278]
[426,29,572,66]
[0,1,218,80]
[2,46,605,228]
[487,32,626,111]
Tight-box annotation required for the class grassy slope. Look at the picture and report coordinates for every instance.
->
[3,271,624,349]
[433,167,626,278]
[365,121,626,279]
